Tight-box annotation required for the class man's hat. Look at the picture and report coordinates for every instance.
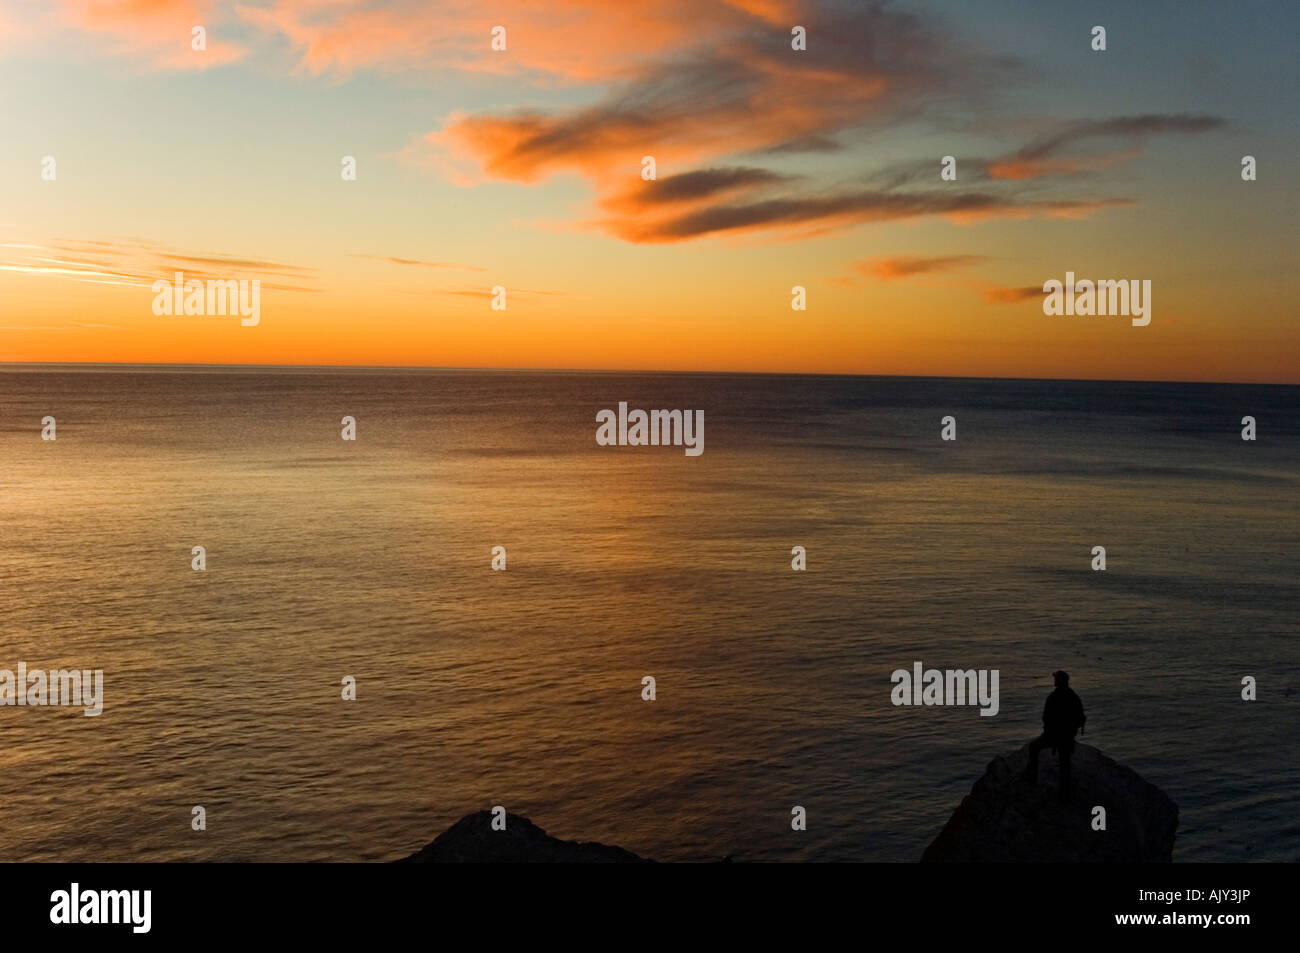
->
[1053,670,1070,683]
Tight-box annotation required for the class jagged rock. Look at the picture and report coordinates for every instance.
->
[922,743,1178,862]
[398,811,651,863]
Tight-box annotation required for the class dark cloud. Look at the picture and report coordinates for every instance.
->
[613,189,1132,242]
[1014,114,1228,161]
[756,135,844,155]
[606,167,795,213]
[983,285,1044,304]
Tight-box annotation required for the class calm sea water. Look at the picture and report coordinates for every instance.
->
[0,366,1296,862]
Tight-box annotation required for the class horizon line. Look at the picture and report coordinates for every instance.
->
[0,361,1296,388]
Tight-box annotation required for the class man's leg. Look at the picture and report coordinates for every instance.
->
[1023,734,1049,782]
[1058,741,1073,801]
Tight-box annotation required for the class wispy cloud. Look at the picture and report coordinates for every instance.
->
[987,114,1226,180]
[436,286,567,298]
[861,113,1227,187]
[982,284,1044,304]
[0,321,134,331]
[852,254,989,282]
[0,239,319,291]
[349,254,485,272]
[606,191,1131,243]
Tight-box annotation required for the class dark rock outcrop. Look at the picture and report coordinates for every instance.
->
[923,743,1178,862]
[398,811,651,863]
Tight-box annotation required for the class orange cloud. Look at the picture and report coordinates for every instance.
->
[987,147,1143,180]
[987,157,1088,181]
[58,0,247,69]
[448,1,963,175]
[855,254,988,281]
[237,0,774,81]
[721,0,793,23]
[415,2,1025,241]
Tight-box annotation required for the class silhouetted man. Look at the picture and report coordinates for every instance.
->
[1022,670,1086,802]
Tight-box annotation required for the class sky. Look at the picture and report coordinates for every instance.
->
[1,0,1297,381]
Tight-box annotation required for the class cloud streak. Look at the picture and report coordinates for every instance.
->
[983,285,1044,304]
[0,239,318,291]
[854,254,989,281]
[349,254,485,272]
[986,114,1226,180]
[607,191,1132,243]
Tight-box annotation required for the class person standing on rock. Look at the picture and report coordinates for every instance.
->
[1022,670,1086,802]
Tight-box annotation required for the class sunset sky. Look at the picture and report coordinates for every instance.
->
[1,0,1297,381]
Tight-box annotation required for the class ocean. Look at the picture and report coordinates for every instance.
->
[1,366,1296,862]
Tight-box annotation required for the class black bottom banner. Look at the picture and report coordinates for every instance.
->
[1,861,1284,941]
